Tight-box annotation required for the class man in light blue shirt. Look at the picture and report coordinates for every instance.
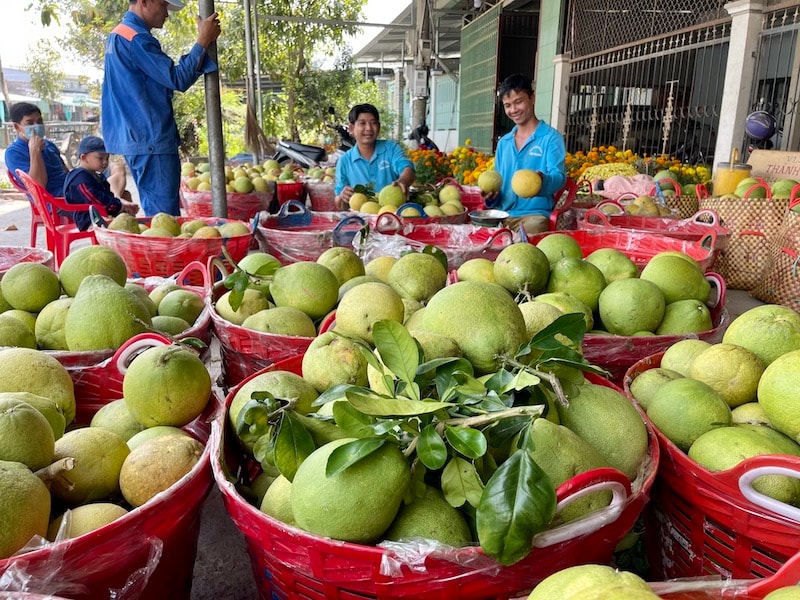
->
[334,104,415,209]
[488,74,566,234]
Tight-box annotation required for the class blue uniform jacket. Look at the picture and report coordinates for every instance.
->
[334,140,413,195]
[4,137,67,198]
[491,121,567,217]
[63,167,123,231]
[101,11,217,156]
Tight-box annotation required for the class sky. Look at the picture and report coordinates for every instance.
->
[0,0,407,82]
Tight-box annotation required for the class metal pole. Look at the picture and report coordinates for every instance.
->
[243,0,255,109]
[199,0,227,217]
[253,6,264,139]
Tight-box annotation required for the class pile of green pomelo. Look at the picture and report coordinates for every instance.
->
[104,211,251,240]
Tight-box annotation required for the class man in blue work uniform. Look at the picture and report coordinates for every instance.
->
[5,102,68,197]
[101,0,221,216]
[334,104,415,209]
[488,74,566,234]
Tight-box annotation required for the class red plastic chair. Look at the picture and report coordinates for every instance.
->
[548,177,578,231]
[7,169,47,247]
[14,169,108,266]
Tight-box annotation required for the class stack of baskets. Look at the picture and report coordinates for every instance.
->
[0,247,54,275]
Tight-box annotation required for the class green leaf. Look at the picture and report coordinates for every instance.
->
[372,321,420,390]
[445,426,488,459]
[311,384,365,407]
[418,424,448,470]
[326,437,386,477]
[345,391,453,417]
[273,411,316,481]
[222,269,251,312]
[475,450,557,565]
[510,369,541,391]
[332,401,375,438]
[252,433,276,472]
[441,456,484,508]
[235,399,275,442]
[421,245,449,273]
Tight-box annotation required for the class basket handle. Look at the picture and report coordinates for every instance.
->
[332,215,366,246]
[650,177,682,197]
[695,182,710,199]
[481,227,514,249]
[532,467,631,548]
[689,209,720,227]
[437,177,464,191]
[583,208,613,227]
[742,182,773,199]
[375,212,405,233]
[318,310,337,333]
[276,199,308,217]
[613,192,639,203]
[595,200,625,214]
[111,332,172,375]
[576,178,595,195]
[174,260,212,297]
[704,272,727,310]
[396,202,426,218]
[696,229,718,254]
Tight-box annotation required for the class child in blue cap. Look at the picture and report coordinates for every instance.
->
[63,135,139,230]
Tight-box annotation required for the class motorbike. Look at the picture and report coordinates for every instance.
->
[272,107,354,167]
[408,122,439,151]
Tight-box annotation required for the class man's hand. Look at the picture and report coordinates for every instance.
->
[121,200,139,216]
[27,133,44,155]
[335,186,354,210]
[197,12,221,48]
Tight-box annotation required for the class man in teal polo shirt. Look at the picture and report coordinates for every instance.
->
[334,104,415,209]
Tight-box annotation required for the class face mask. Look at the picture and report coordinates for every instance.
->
[24,124,46,139]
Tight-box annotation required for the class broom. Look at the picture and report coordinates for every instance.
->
[244,79,274,161]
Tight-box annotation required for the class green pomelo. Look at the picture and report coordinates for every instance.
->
[764,587,800,599]
[241,306,317,337]
[215,288,271,326]
[150,213,181,236]
[534,292,594,331]
[0,287,11,313]
[218,221,250,238]
[338,275,383,302]
[148,283,182,309]
[317,247,365,287]
[58,246,128,297]
[364,256,397,282]
[409,330,462,361]
[151,315,192,336]
[546,257,606,313]
[404,305,426,330]
[127,426,190,452]
[598,278,665,336]
[690,343,765,408]
[387,253,447,304]
[493,242,550,296]
[335,282,404,345]
[52,427,130,505]
[0,397,55,470]
[527,563,652,600]
[157,289,204,325]
[64,275,152,351]
[0,347,75,424]
[378,184,406,207]
[119,434,204,507]
[556,383,648,480]
[259,474,295,525]
[0,391,65,439]
[34,297,73,351]
[238,252,280,297]
[734,424,800,457]
[141,227,174,238]
[688,426,800,504]
[123,345,211,427]
[628,368,683,412]
[0,314,36,348]
[656,299,712,335]
[419,281,527,374]
[456,258,496,284]
[585,248,639,284]
[246,471,277,506]
[270,262,339,320]
[438,184,461,205]
[301,332,369,393]
[722,304,800,366]
[107,213,140,233]
[291,438,411,543]
[535,233,584,267]
[526,418,611,525]
[180,218,207,236]
[0,262,61,312]
[576,587,660,599]
[518,301,563,340]
[3,309,35,333]
[48,502,128,541]
[640,255,710,304]
[660,339,711,377]
[646,378,731,451]
[90,398,146,441]
[383,485,472,547]
[731,402,773,427]
[757,349,800,441]
[0,460,51,559]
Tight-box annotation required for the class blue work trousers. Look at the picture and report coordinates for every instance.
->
[125,153,181,216]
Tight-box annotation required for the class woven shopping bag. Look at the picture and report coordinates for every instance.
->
[751,193,800,311]
[698,181,789,290]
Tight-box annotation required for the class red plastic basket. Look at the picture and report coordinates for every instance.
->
[0,246,54,276]
[207,258,314,389]
[305,180,338,212]
[180,188,274,221]
[256,201,366,264]
[460,185,486,212]
[93,217,252,282]
[579,208,730,245]
[526,227,719,272]
[356,212,517,269]
[212,355,660,600]
[0,334,219,599]
[623,353,800,582]
[583,272,729,384]
[276,181,305,206]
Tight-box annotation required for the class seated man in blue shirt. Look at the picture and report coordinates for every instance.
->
[5,102,69,198]
[334,104,415,209]
[488,74,567,234]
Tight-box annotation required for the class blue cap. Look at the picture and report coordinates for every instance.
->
[78,136,107,155]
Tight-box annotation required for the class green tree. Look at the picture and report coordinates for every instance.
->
[26,40,66,105]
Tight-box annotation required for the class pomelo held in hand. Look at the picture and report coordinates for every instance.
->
[123,344,211,427]
[511,169,542,198]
